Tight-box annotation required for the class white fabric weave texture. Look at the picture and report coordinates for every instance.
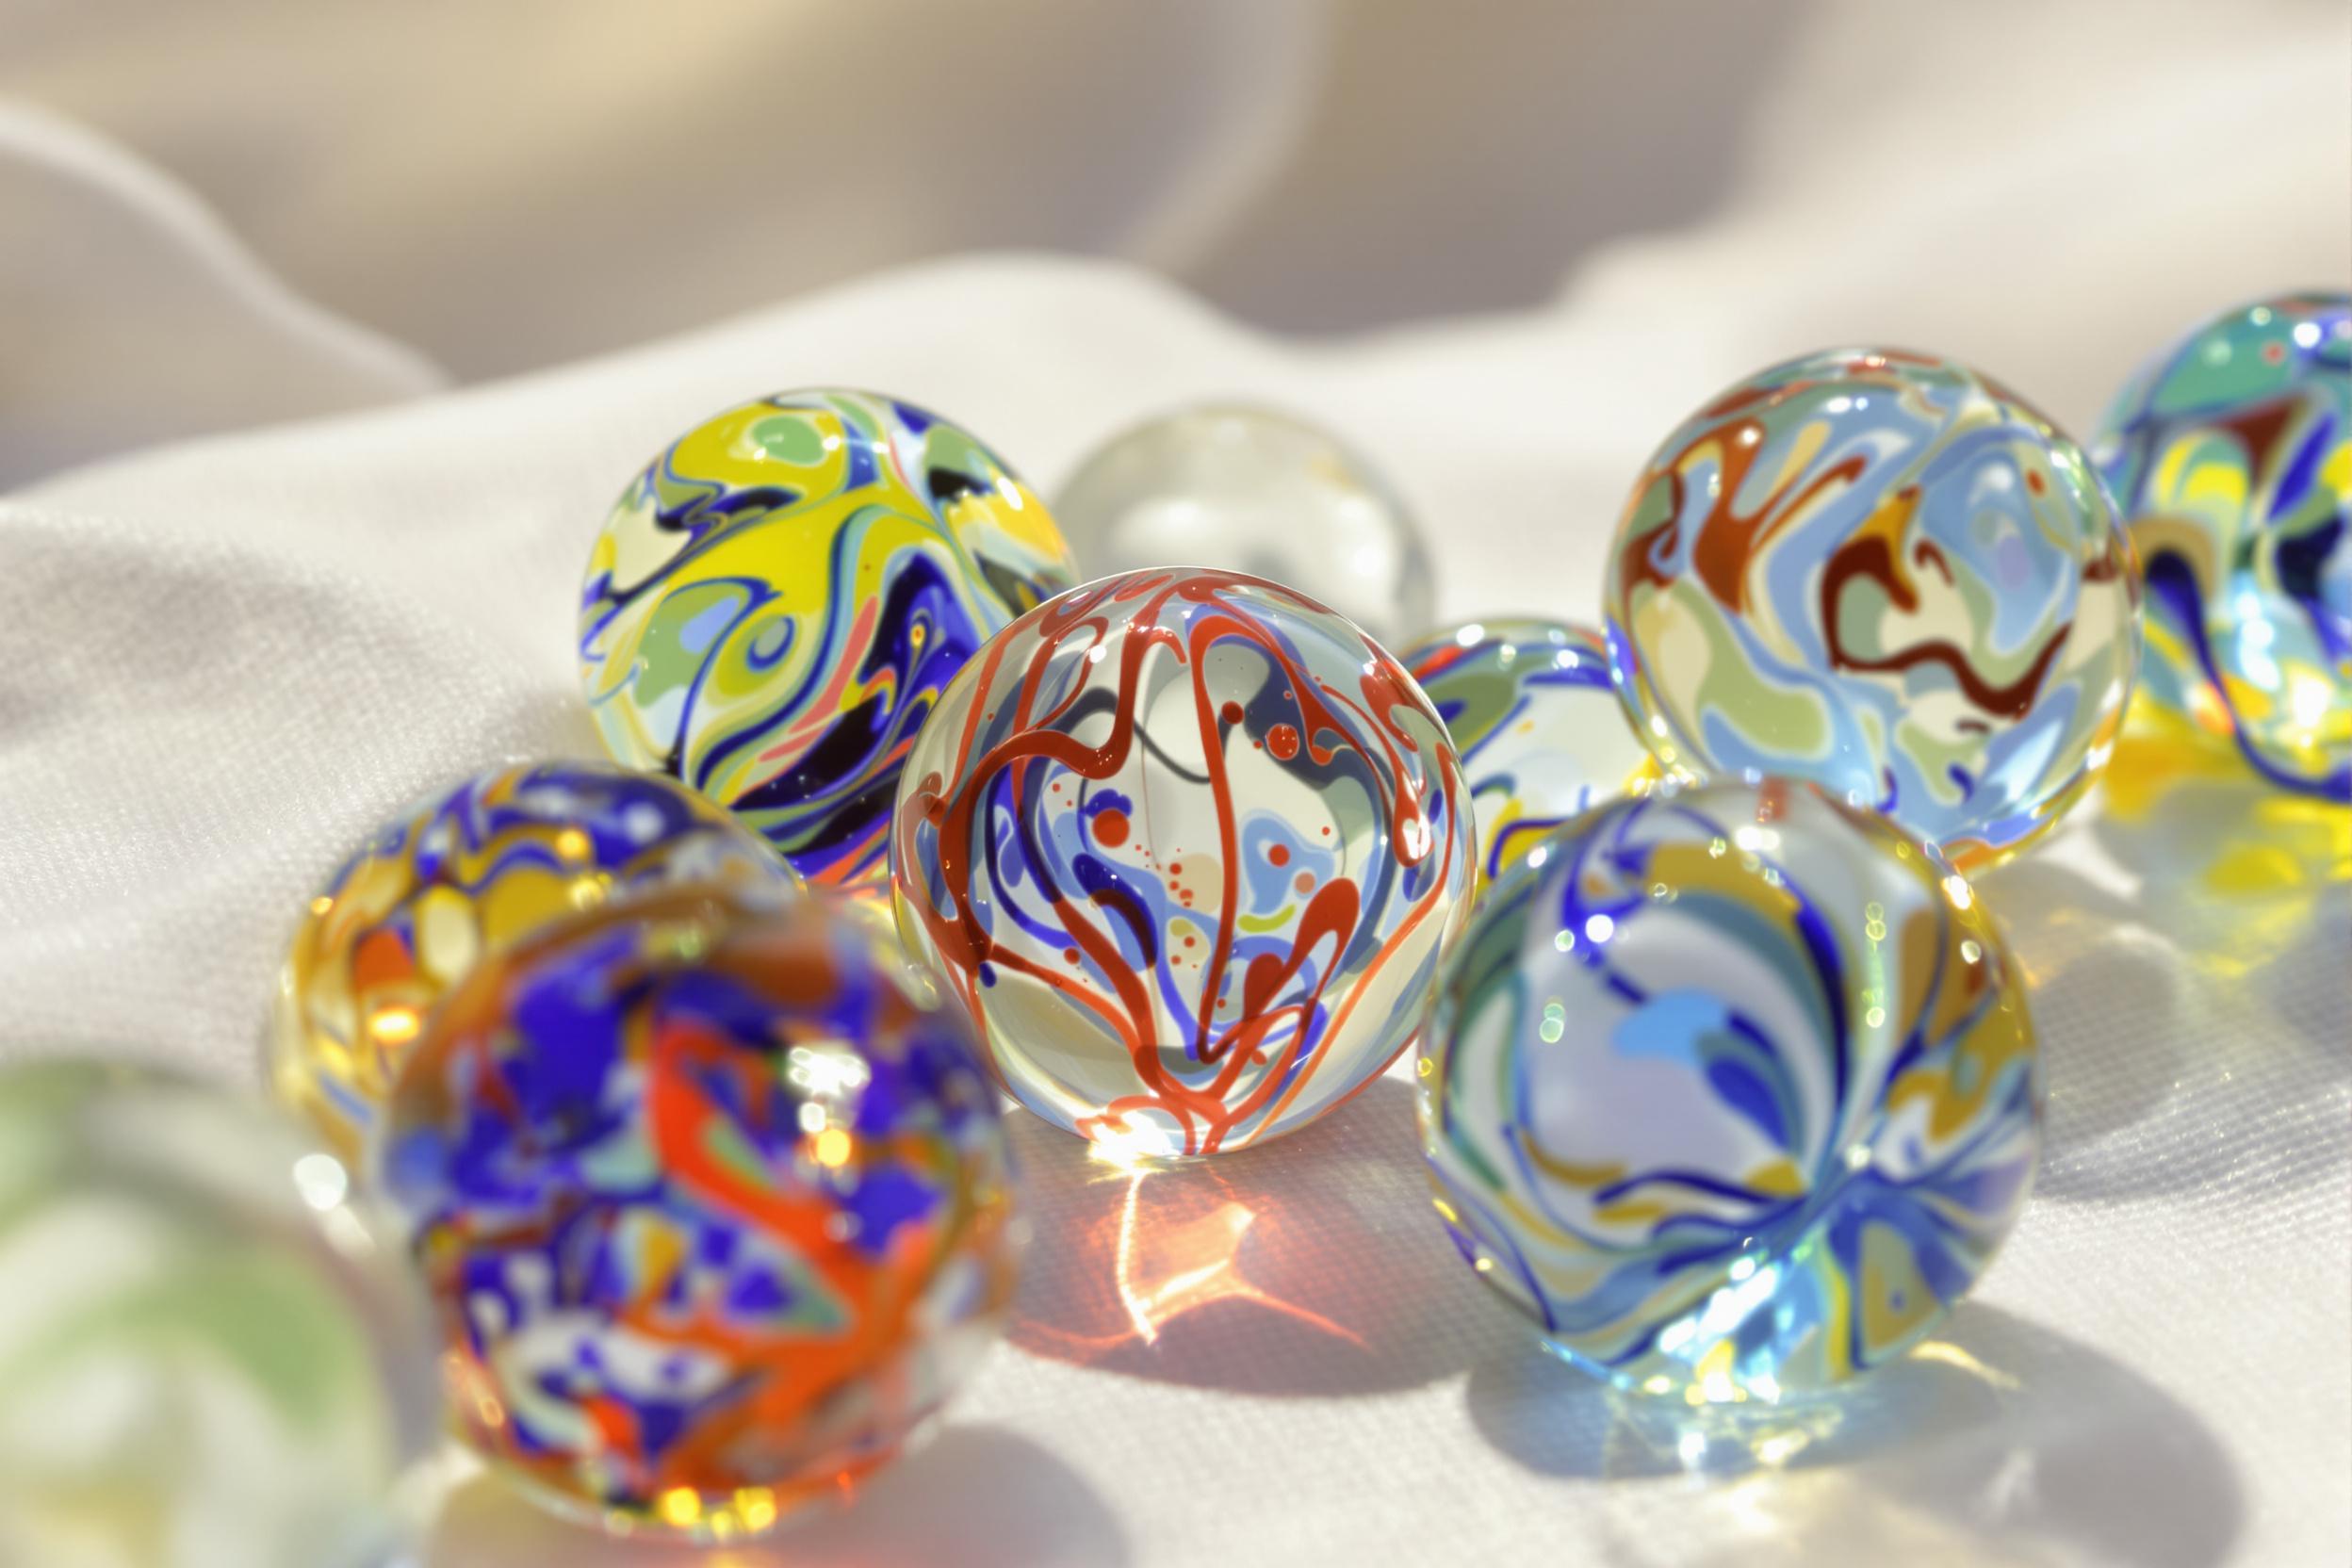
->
[2,2,2347,1561]
[4,255,2345,1568]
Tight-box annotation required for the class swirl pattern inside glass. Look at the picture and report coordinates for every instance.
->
[1417,780,2039,1402]
[1607,348,2142,869]
[2092,292,2351,799]
[580,390,1078,887]
[1399,616,1655,890]
[893,567,1473,1157]
[377,891,1018,1540]
[273,760,792,1162]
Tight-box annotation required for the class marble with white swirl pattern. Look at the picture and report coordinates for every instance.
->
[1417,780,2039,1402]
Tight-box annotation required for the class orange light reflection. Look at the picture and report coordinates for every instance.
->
[1021,1143,1367,1360]
[1105,1168,1364,1350]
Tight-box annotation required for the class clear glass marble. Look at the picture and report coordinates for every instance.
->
[0,1061,440,1568]
[1054,405,1435,649]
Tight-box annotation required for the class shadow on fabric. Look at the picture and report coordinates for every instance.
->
[1975,726,2351,1206]
[423,1425,1129,1568]
[1463,1303,2243,1568]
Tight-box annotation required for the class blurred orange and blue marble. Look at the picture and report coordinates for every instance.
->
[1417,780,2040,1402]
[377,890,1018,1540]
[2091,292,2350,800]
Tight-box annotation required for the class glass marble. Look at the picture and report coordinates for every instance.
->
[1054,404,1434,650]
[0,1061,440,1568]
[580,389,1079,888]
[1418,780,2040,1403]
[892,566,1475,1158]
[1607,349,2143,870]
[273,760,793,1164]
[1399,616,1657,890]
[2090,292,2351,799]
[376,889,1018,1541]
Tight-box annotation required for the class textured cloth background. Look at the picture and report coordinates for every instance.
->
[6,257,2346,1568]
[1,2,2347,1563]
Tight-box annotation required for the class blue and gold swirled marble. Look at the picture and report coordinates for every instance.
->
[580,390,1079,888]
[2091,292,2351,799]
[1608,350,2142,871]
[1417,780,2040,1402]
[273,760,795,1164]
[1399,617,1656,890]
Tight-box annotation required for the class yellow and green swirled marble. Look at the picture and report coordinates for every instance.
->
[1417,780,2040,1402]
[2091,292,2351,799]
[1607,350,2142,871]
[580,390,1079,887]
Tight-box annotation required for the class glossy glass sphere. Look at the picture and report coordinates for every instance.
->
[1398,616,1657,890]
[273,760,793,1163]
[377,890,1019,1541]
[0,1061,439,1568]
[580,389,1079,888]
[893,567,1475,1157]
[1607,349,2142,870]
[1054,405,1434,649]
[1418,780,2040,1402]
[2091,292,2351,798]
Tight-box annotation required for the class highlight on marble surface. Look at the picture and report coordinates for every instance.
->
[893,566,1473,1157]
[2090,291,2350,800]
[1418,778,2041,1404]
[1398,616,1656,891]
[0,1060,441,1568]
[1607,348,2142,870]
[272,760,794,1163]
[376,889,1018,1542]
[580,389,1079,888]
[1054,404,1434,650]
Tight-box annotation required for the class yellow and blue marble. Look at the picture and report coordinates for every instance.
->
[2091,292,2350,800]
[273,760,792,1163]
[1417,779,2040,1402]
[580,391,1078,888]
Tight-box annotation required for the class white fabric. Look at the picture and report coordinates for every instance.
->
[2,2,2348,1564]
[9,0,2344,437]
[0,0,1330,384]
[0,101,442,484]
